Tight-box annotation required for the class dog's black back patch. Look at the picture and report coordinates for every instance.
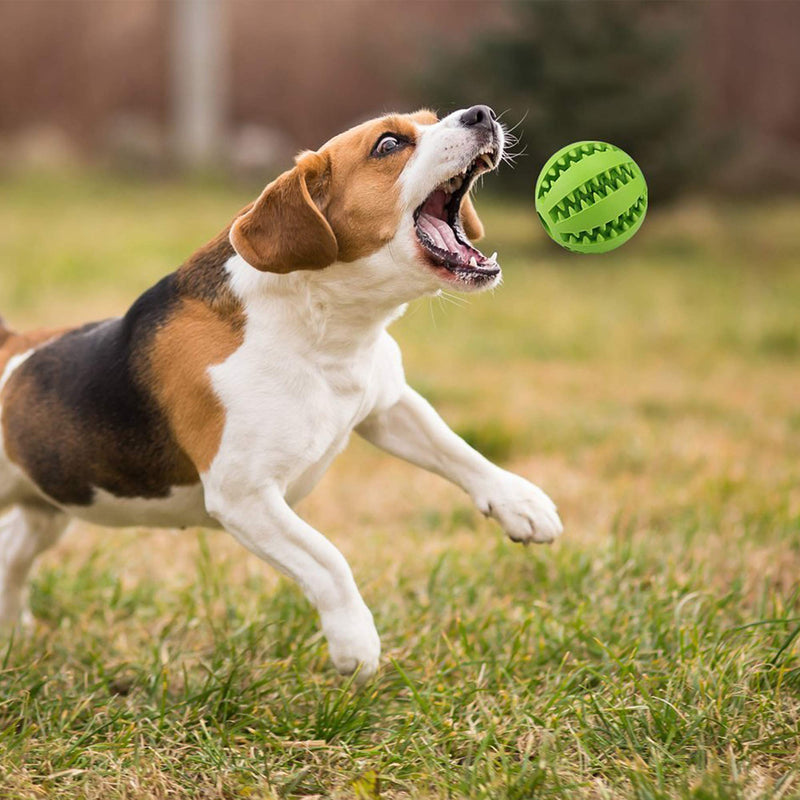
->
[2,275,199,506]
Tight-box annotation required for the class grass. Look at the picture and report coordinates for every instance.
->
[1,170,799,799]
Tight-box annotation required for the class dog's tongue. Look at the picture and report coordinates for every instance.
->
[416,212,466,255]
[416,187,485,263]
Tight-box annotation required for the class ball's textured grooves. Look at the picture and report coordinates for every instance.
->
[535,141,648,254]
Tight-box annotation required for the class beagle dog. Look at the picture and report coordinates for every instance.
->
[0,106,562,681]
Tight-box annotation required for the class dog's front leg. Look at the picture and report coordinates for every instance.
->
[357,386,563,544]
[204,482,380,681]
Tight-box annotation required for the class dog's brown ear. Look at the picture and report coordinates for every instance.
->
[230,151,338,273]
[460,192,485,241]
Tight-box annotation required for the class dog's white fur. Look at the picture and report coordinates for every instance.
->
[0,109,562,681]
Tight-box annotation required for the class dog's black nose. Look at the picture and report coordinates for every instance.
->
[459,105,496,130]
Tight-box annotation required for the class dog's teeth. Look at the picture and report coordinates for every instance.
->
[469,256,478,267]
[490,251,497,262]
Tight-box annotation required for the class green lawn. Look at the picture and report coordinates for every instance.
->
[1,171,799,799]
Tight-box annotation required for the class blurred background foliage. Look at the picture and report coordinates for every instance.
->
[1,0,799,203]
[420,1,703,201]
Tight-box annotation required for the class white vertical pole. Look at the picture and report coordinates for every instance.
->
[172,0,226,167]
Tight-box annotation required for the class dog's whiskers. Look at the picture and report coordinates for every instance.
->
[502,110,529,137]
[427,295,439,329]
[498,112,527,173]
[500,144,528,171]
[439,289,470,309]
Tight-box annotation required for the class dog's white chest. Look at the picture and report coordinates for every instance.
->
[208,325,383,505]
[284,358,376,504]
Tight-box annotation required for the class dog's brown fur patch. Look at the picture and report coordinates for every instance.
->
[320,111,438,263]
[158,228,245,473]
[148,297,244,474]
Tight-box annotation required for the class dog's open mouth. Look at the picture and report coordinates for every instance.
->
[414,146,500,285]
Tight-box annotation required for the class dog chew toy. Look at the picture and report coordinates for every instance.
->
[534,141,647,253]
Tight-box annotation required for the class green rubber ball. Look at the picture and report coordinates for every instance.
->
[534,141,647,254]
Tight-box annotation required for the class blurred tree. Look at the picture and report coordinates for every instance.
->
[420,1,703,202]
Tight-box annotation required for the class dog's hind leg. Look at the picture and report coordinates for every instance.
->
[0,505,69,631]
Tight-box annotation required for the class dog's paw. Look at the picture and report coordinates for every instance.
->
[322,603,381,684]
[474,471,563,544]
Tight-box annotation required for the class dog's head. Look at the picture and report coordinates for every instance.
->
[230,106,505,296]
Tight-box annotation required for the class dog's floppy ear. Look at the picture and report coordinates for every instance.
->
[460,192,485,241]
[230,151,338,273]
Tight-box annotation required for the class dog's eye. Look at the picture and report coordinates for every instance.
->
[372,134,405,157]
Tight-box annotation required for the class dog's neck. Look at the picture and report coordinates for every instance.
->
[227,254,408,354]
[176,231,411,355]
